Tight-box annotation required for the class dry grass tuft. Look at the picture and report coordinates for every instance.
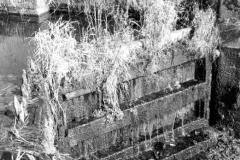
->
[188,7,220,57]
[32,17,139,121]
[0,1,220,159]
[30,0,220,123]
[140,0,177,73]
[49,0,155,12]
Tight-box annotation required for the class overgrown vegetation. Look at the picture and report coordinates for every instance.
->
[33,0,218,143]
[0,0,221,159]
[188,7,220,57]
[30,0,183,123]
[190,127,240,160]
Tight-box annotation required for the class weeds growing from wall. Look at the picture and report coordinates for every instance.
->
[28,0,220,123]
[30,15,139,123]
[188,7,220,57]
[140,0,177,73]
[4,1,220,159]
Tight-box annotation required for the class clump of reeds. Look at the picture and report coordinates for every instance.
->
[188,7,220,57]
[1,120,68,160]
[140,0,177,73]
[32,0,221,124]
[31,8,140,123]
[2,1,221,160]
[0,116,45,160]
[49,0,150,12]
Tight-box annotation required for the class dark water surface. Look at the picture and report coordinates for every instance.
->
[0,15,45,76]
[0,15,48,118]
[0,12,88,117]
[1,16,47,78]
[0,12,87,76]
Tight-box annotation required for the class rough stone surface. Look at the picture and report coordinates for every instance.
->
[220,0,240,20]
[211,47,240,121]
[210,0,240,124]
[211,43,240,136]
[219,21,240,49]
[0,0,49,16]
[211,5,240,136]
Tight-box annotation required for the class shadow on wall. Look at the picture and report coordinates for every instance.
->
[210,0,240,126]
[0,152,12,160]
[210,45,240,138]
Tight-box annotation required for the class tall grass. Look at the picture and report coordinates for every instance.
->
[188,7,220,57]
[140,0,177,73]
[33,0,180,121]
[30,11,139,122]
[2,0,221,159]
[29,0,220,122]
[49,0,153,12]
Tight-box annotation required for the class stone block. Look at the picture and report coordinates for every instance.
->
[220,0,240,20]
[0,0,49,16]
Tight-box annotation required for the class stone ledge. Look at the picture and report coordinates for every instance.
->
[0,6,50,16]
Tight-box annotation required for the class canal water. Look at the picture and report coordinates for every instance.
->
[0,12,87,106]
[0,15,35,76]
[0,13,84,76]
